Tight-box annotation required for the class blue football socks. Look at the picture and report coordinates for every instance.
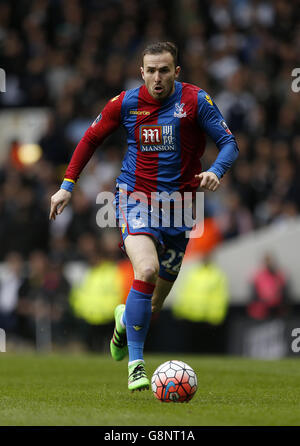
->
[124,279,155,364]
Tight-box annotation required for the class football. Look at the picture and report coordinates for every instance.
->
[151,360,197,403]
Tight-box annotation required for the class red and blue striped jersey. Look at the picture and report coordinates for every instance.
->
[63,81,238,197]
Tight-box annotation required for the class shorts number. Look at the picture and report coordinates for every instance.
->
[161,249,184,273]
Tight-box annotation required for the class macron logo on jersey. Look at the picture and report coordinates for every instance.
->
[129,110,150,116]
[140,125,176,152]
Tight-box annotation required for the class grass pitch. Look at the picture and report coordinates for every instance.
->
[0,353,299,426]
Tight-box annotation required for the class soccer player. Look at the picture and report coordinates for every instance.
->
[49,42,239,392]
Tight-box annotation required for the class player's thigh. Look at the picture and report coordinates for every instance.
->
[152,277,175,313]
[124,234,160,283]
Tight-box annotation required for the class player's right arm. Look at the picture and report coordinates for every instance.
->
[195,89,239,191]
[49,93,125,220]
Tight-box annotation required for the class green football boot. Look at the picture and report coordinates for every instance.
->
[110,304,128,361]
[128,361,150,392]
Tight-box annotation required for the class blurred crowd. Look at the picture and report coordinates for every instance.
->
[0,0,299,349]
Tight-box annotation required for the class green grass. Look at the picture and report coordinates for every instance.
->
[0,353,299,426]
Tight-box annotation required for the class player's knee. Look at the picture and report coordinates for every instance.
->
[136,264,159,284]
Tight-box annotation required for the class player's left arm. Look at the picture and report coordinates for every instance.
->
[195,90,239,191]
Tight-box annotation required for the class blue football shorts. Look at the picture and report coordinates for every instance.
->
[114,187,193,282]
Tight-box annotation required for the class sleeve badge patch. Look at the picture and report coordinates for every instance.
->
[220,119,232,135]
[91,113,102,127]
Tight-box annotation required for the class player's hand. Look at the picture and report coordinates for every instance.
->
[49,189,72,220]
[195,171,220,191]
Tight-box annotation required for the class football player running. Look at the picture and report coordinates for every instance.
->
[49,42,238,392]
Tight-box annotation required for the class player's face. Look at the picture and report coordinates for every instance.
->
[141,52,181,101]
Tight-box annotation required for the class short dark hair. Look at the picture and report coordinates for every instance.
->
[142,41,178,66]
